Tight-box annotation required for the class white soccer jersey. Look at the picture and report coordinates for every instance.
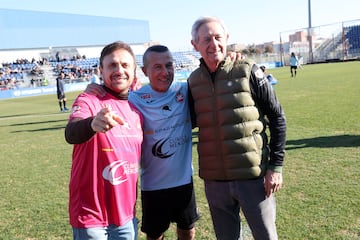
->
[129,82,193,191]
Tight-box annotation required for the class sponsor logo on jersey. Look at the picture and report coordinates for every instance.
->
[102,160,128,185]
[152,139,175,159]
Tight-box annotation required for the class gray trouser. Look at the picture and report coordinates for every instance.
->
[204,178,278,240]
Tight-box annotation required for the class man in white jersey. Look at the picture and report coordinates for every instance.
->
[129,45,199,240]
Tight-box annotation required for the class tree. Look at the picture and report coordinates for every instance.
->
[264,45,274,53]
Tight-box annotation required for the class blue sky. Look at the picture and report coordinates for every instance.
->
[2,0,359,51]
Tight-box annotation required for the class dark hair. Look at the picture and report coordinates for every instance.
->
[99,41,136,68]
[260,65,266,72]
[142,45,169,67]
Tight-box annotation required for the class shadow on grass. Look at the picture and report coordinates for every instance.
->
[0,112,68,121]
[12,126,65,132]
[2,119,67,132]
[0,113,39,119]
[286,134,360,150]
[10,119,66,126]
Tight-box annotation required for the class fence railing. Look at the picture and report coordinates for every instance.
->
[279,19,360,64]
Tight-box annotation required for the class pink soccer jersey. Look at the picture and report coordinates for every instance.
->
[68,92,143,228]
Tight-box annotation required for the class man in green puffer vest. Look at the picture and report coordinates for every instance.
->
[188,16,286,240]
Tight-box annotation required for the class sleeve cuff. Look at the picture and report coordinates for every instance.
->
[267,165,283,173]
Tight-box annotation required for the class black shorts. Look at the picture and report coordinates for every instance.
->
[140,181,200,238]
[57,92,66,100]
[290,65,298,70]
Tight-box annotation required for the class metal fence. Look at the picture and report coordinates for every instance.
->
[279,19,360,64]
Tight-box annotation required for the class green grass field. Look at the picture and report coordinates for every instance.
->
[0,61,359,239]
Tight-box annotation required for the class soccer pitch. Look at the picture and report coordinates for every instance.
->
[0,61,359,239]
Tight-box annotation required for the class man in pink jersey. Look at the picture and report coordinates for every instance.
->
[65,41,143,240]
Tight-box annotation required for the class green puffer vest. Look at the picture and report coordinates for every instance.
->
[188,58,269,180]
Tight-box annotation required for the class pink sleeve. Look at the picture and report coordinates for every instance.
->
[69,93,99,121]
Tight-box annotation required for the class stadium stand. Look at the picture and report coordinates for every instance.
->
[2,16,360,93]
[346,25,360,55]
[0,50,203,91]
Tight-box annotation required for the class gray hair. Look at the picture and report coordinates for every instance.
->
[191,16,228,43]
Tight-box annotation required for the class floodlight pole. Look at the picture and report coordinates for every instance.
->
[279,34,284,67]
[308,0,314,63]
